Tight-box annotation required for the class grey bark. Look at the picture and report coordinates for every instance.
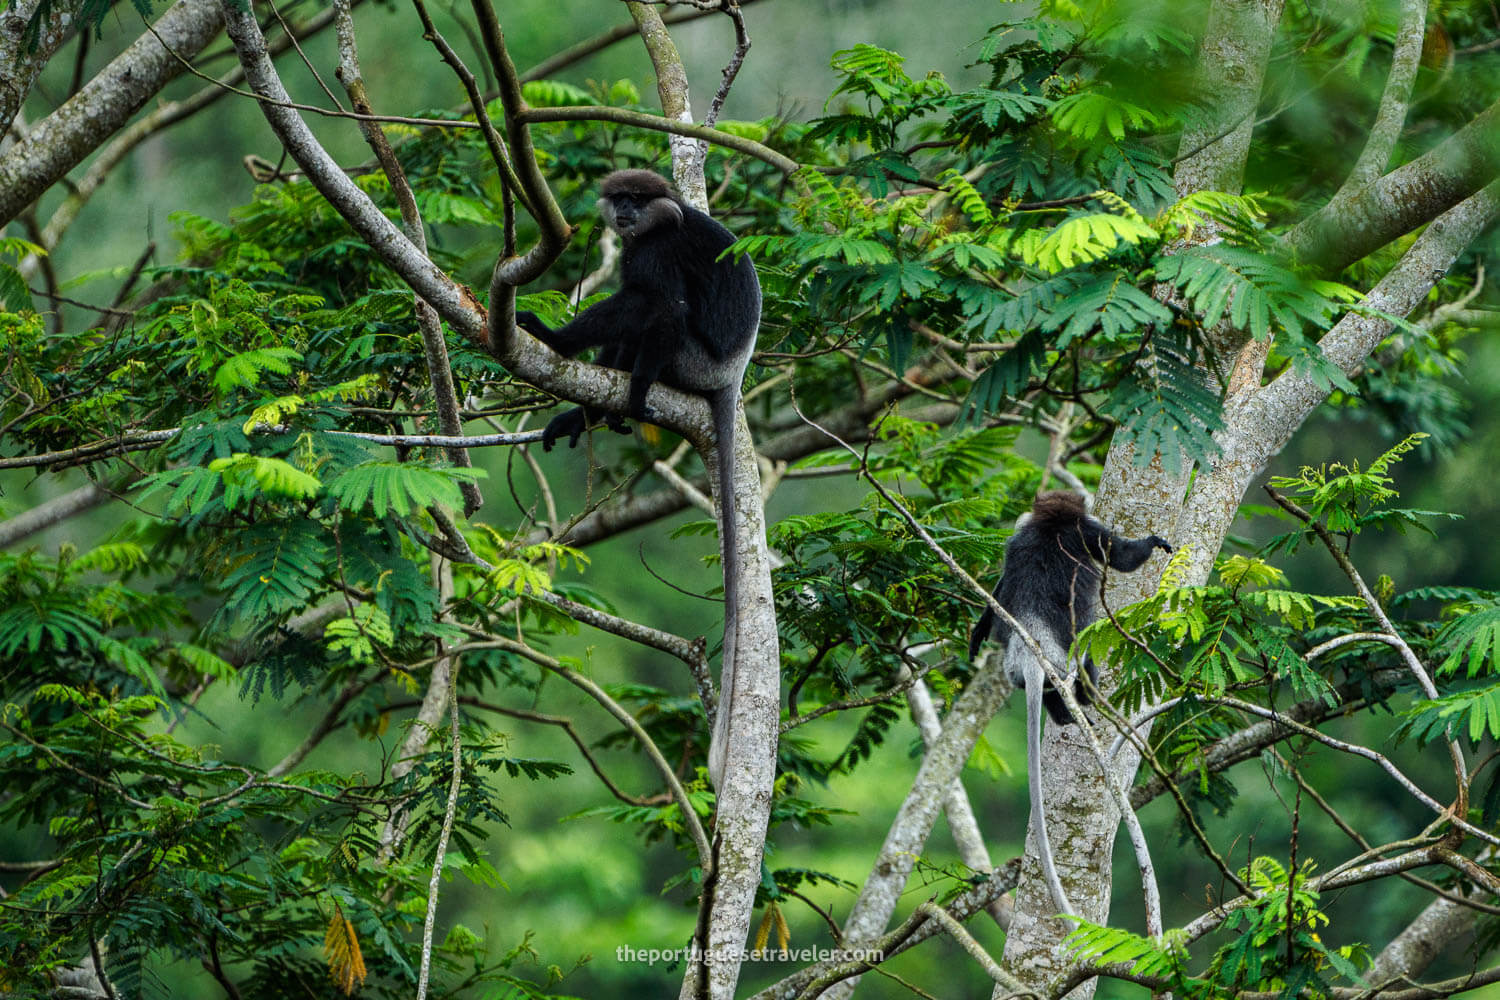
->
[1171,0,1287,196]
[690,405,780,1000]
[0,481,113,549]
[1287,98,1500,272]
[0,0,227,227]
[988,4,1299,995]
[998,5,1287,996]
[816,651,1014,999]
[625,2,709,208]
[906,672,1010,928]
[1178,181,1500,586]
[1335,0,1427,194]
[1365,894,1477,986]
[0,0,73,137]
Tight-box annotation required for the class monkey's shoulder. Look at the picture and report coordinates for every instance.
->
[628,214,748,286]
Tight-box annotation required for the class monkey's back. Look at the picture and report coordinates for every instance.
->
[997,513,1105,642]
[624,204,760,394]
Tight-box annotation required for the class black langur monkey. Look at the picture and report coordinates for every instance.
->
[968,491,1171,916]
[514,169,760,788]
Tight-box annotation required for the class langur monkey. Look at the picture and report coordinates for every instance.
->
[969,491,1171,914]
[514,170,760,788]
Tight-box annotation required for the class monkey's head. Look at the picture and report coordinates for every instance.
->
[1031,491,1089,521]
[598,169,683,242]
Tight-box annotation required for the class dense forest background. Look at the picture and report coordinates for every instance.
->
[5,0,1500,997]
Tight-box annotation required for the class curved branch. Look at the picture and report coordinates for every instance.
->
[519,105,798,174]
[19,2,357,279]
[217,0,488,337]
[469,0,571,300]
[625,1,706,207]
[333,0,481,516]
[485,635,713,870]
[0,0,227,227]
[1335,0,1427,195]
[1286,99,1500,272]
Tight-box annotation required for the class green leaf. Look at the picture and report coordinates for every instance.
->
[212,346,302,394]
[1102,346,1224,473]
[327,461,485,518]
[1434,603,1500,677]
[208,454,321,506]
[1050,91,1160,140]
[1398,684,1500,746]
[1021,212,1158,272]
[960,329,1047,421]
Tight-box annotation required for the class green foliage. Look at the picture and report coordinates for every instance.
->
[1265,434,1436,546]
[1070,858,1368,999]
[1102,337,1224,473]
[0,237,41,311]
[1154,246,1358,347]
[4,0,1498,994]
[327,461,485,518]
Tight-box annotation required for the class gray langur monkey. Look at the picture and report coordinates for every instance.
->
[968,491,1171,915]
[514,170,760,789]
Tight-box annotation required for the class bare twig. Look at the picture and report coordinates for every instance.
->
[415,650,462,1000]
[481,635,712,868]
[913,901,1031,995]
[332,0,482,516]
[520,0,764,82]
[703,1,750,129]
[519,105,797,174]
[0,430,180,471]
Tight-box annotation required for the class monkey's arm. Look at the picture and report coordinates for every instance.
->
[1088,522,1172,572]
[515,287,656,357]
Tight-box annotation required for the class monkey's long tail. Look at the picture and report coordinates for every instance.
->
[1026,665,1077,919]
[706,389,740,790]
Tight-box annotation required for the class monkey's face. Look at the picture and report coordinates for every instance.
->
[599,192,683,242]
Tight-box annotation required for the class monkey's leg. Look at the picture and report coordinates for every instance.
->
[541,408,590,451]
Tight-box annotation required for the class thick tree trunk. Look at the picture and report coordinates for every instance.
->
[1000,3,1287,994]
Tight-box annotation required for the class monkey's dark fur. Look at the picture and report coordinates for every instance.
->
[969,491,1172,723]
[515,169,759,452]
[968,490,1171,917]
[514,169,760,787]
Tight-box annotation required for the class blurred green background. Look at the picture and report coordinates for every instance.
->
[6,0,1500,995]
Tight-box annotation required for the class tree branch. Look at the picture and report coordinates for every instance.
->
[217,0,488,337]
[1286,99,1500,272]
[0,0,227,227]
[332,0,481,516]
[519,106,797,174]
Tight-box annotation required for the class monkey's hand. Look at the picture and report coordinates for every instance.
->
[1148,535,1173,554]
[541,408,589,451]
[514,310,550,337]
[603,413,632,435]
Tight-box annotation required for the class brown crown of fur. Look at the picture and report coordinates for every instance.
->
[599,169,675,200]
[1030,490,1087,524]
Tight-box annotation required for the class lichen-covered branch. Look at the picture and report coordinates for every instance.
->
[519,106,797,174]
[0,0,228,227]
[625,1,707,206]
[1287,99,1500,272]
